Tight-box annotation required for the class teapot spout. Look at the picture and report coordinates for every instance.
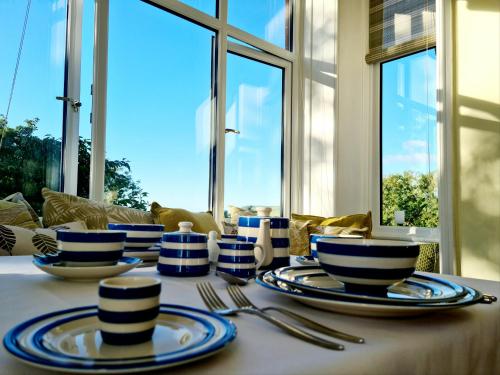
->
[255,219,273,268]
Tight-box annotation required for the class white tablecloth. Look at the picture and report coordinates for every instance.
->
[0,256,499,375]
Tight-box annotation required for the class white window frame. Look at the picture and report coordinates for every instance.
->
[85,0,299,224]
[370,58,440,244]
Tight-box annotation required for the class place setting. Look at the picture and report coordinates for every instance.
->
[257,238,496,317]
[32,223,166,281]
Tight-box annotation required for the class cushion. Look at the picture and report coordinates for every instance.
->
[2,192,41,227]
[0,225,57,256]
[289,219,311,256]
[41,188,153,229]
[416,242,440,273]
[292,211,372,239]
[0,201,40,230]
[151,202,220,235]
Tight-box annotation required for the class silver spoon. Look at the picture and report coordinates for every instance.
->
[216,271,256,286]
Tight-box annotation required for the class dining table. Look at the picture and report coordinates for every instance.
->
[0,255,499,375]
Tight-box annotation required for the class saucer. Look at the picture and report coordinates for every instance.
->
[273,266,469,305]
[33,257,142,281]
[3,304,236,373]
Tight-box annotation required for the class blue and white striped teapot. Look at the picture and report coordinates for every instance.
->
[237,207,290,269]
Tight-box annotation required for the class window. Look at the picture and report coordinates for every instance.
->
[380,49,438,229]
[0,0,68,213]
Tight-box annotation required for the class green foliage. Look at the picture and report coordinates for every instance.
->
[0,116,149,213]
[382,171,439,228]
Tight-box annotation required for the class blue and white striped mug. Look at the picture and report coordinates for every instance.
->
[98,276,161,345]
[216,240,264,278]
[237,208,290,270]
[157,222,210,277]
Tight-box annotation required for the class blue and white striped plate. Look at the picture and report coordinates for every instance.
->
[3,304,236,374]
[272,266,469,305]
[257,270,485,317]
[33,257,142,281]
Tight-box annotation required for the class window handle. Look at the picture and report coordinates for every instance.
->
[56,96,82,112]
[225,128,240,134]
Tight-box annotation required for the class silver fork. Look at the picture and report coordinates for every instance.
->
[227,285,364,344]
[196,282,345,350]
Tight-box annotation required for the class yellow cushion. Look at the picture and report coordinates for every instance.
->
[41,188,153,229]
[0,201,39,230]
[289,219,311,256]
[3,192,41,227]
[292,211,373,239]
[151,202,221,235]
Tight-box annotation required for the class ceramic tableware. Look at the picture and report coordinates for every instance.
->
[316,238,420,293]
[56,230,126,267]
[216,240,264,279]
[272,266,469,305]
[237,207,290,269]
[98,277,162,345]
[310,234,363,261]
[3,304,236,373]
[157,222,209,277]
[32,256,142,281]
[108,224,164,249]
[256,270,485,317]
[123,244,161,264]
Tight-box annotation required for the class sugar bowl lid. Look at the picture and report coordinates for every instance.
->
[162,222,207,243]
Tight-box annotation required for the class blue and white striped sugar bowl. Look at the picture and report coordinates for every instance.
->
[157,222,209,277]
[56,230,126,267]
[216,240,259,279]
[237,208,290,270]
[108,223,165,249]
[316,238,420,293]
[98,277,161,345]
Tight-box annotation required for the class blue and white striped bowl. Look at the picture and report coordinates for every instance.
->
[98,277,161,345]
[237,216,290,269]
[157,222,209,277]
[316,239,420,293]
[310,234,363,261]
[216,241,257,279]
[108,223,165,249]
[56,230,126,267]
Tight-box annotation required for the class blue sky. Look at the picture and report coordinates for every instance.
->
[1,0,436,210]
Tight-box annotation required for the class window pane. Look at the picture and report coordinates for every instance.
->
[106,0,213,211]
[77,0,95,199]
[177,0,216,17]
[0,0,66,214]
[381,49,438,228]
[224,53,283,219]
[228,0,290,49]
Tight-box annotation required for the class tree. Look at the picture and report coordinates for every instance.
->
[0,116,149,213]
[381,171,439,228]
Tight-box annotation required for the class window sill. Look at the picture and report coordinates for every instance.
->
[372,226,440,243]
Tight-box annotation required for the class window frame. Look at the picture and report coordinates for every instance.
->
[370,50,440,243]
[84,0,298,223]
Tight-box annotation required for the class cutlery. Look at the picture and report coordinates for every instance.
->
[216,271,256,286]
[226,285,364,344]
[196,282,345,350]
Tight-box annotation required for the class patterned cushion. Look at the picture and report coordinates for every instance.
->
[416,242,440,272]
[151,202,220,235]
[0,225,57,256]
[41,188,153,229]
[2,192,41,227]
[0,201,39,230]
[289,219,311,256]
[221,221,238,235]
[292,211,372,239]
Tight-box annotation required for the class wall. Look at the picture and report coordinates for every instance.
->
[453,0,500,280]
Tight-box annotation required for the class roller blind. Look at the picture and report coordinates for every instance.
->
[366,0,435,64]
